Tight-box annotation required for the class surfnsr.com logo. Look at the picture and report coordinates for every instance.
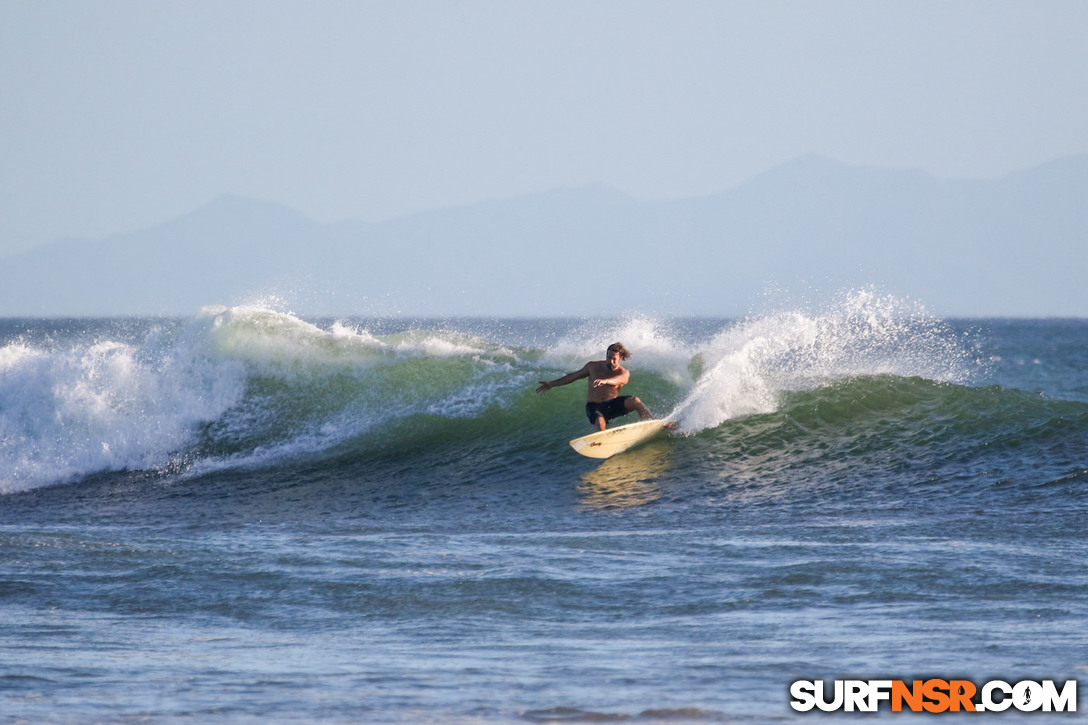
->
[790,679,1078,713]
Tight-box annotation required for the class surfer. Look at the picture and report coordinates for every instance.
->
[536,342,653,431]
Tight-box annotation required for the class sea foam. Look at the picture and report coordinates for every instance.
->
[0,321,246,493]
[673,289,977,432]
[1,292,977,492]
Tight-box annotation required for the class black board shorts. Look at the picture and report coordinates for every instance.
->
[585,396,631,425]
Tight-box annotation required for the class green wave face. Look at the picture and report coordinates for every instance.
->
[8,292,1081,496]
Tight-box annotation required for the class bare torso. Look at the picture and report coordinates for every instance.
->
[535,347,652,429]
[536,349,631,404]
[584,360,627,403]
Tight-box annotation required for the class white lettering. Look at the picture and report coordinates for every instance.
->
[981,680,1013,712]
[844,680,869,712]
[789,680,816,712]
[867,679,893,711]
[1014,680,1043,712]
[815,679,844,712]
[1041,679,1077,712]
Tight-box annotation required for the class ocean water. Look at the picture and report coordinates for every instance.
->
[1,291,1085,723]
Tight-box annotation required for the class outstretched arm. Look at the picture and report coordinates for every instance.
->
[536,364,590,394]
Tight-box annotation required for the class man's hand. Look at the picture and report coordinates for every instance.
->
[536,381,552,394]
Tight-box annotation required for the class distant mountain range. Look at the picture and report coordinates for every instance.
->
[2,154,1086,317]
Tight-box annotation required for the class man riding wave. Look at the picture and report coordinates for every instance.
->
[536,342,654,431]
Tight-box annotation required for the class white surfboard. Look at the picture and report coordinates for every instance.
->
[569,419,673,459]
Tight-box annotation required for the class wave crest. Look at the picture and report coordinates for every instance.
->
[1,292,983,492]
[674,289,977,431]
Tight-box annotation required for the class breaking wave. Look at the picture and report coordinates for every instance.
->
[0,291,984,493]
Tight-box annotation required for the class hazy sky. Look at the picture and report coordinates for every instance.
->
[2,0,1086,256]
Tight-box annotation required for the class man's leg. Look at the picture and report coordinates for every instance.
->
[624,396,652,420]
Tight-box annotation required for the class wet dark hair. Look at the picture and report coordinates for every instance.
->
[606,342,631,360]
